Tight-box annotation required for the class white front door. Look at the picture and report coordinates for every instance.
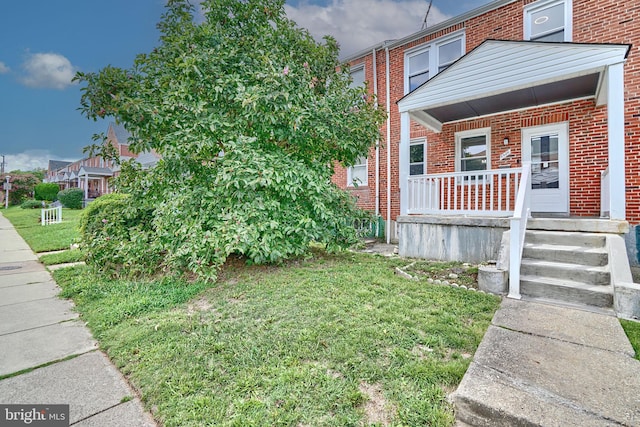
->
[522,122,569,214]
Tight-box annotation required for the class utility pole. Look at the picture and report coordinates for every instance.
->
[1,154,4,175]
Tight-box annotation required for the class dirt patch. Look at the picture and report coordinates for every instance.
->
[186,297,213,314]
[358,382,395,426]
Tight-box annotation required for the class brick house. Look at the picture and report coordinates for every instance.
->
[45,122,159,200]
[332,0,640,314]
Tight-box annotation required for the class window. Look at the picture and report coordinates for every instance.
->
[524,0,572,42]
[407,49,430,92]
[438,38,463,73]
[455,128,491,174]
[405,32,465,93]
[350,65,365,88]
[347,156,368,187]
[409,138,426,176]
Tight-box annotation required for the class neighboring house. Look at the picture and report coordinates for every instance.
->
[45,122,160,200]
[333,0,640,314]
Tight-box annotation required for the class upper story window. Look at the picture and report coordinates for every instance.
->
[347,65,368,187]
[524,0,572,42]
[405,31,465,94]
[350,64,365,88]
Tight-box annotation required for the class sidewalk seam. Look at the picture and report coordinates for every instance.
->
[493,323,635,357]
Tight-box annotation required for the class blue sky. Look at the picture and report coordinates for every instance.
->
[0,0,491,171]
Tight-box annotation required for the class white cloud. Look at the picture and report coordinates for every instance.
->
[20,52,78,89]
[0,61,9,74]
[2,150,74,173]
[285,0,451,57]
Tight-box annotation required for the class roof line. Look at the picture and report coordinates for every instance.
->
[342,0,518,62]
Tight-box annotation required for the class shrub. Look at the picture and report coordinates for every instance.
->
[20,199,44,209]
[57,188,84,209]
[79,193,159,277]
[35,183,60,201]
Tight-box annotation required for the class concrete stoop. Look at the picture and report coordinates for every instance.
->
[520,230,615,309]
[452,299,640,427]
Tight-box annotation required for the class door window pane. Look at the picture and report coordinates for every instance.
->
[531,134,559,189]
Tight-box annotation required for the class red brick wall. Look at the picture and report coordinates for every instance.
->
[335,0,640,223]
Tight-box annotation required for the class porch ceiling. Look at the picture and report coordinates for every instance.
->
[397,40,631,132]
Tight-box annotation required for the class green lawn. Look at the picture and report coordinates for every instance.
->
[621,319,640,361]
[2,206,82,252]
[3,205,502,425]
[53,252,500,427]
[39,249,85,266]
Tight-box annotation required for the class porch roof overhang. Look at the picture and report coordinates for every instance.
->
[78,166,113,178]
[397,40,631,132]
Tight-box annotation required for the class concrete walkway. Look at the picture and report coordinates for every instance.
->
[453,298,640,426]
[0,212,156,426]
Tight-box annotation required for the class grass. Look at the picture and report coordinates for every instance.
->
[621,319,640,361]
[2,206,82,252]
[39,249,84,266]
[53,251,500,427]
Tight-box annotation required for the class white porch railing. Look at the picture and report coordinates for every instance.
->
[41,206,62,226]
[508,162,531,299]
[407,167,524,216]
[600,167,610,218]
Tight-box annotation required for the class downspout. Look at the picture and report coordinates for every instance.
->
[372,48,380,225]
[385,46,391,244]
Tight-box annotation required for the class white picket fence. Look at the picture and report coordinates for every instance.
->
[41,206,62,226]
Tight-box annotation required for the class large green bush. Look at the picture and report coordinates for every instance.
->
[79,193,159,277]
[35,183,60,201]
[57,188,84,209]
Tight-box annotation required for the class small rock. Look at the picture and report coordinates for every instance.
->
[460,285,467,290]
[448,273,459,279]
[442,280,450,285]
[427,278,434,284]
[451,283,459,287]
[434,279,442,285]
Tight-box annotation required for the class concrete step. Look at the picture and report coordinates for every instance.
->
[524,230,606,248]
[520,275,613,308]
[522,243,608,266]
[520,259,610,286]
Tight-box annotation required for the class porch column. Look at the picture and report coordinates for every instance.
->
[84,174,88,200]
[399,112,411,215]
[607,61,625,220]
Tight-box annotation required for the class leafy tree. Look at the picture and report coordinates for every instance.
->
[1,173,40,206]
[74,0,384,280]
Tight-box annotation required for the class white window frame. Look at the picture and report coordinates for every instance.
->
[409,138,427,176]
[404,30,465,94]
[347,156,368,187]
[455,127,491,174]
[349,64,365,88]
[524,0,573,42]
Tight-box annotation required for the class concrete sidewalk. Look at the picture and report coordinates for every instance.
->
[453,298,640,426]
[0,212,156,426]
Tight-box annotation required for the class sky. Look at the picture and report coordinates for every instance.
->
[0,0,492,172]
